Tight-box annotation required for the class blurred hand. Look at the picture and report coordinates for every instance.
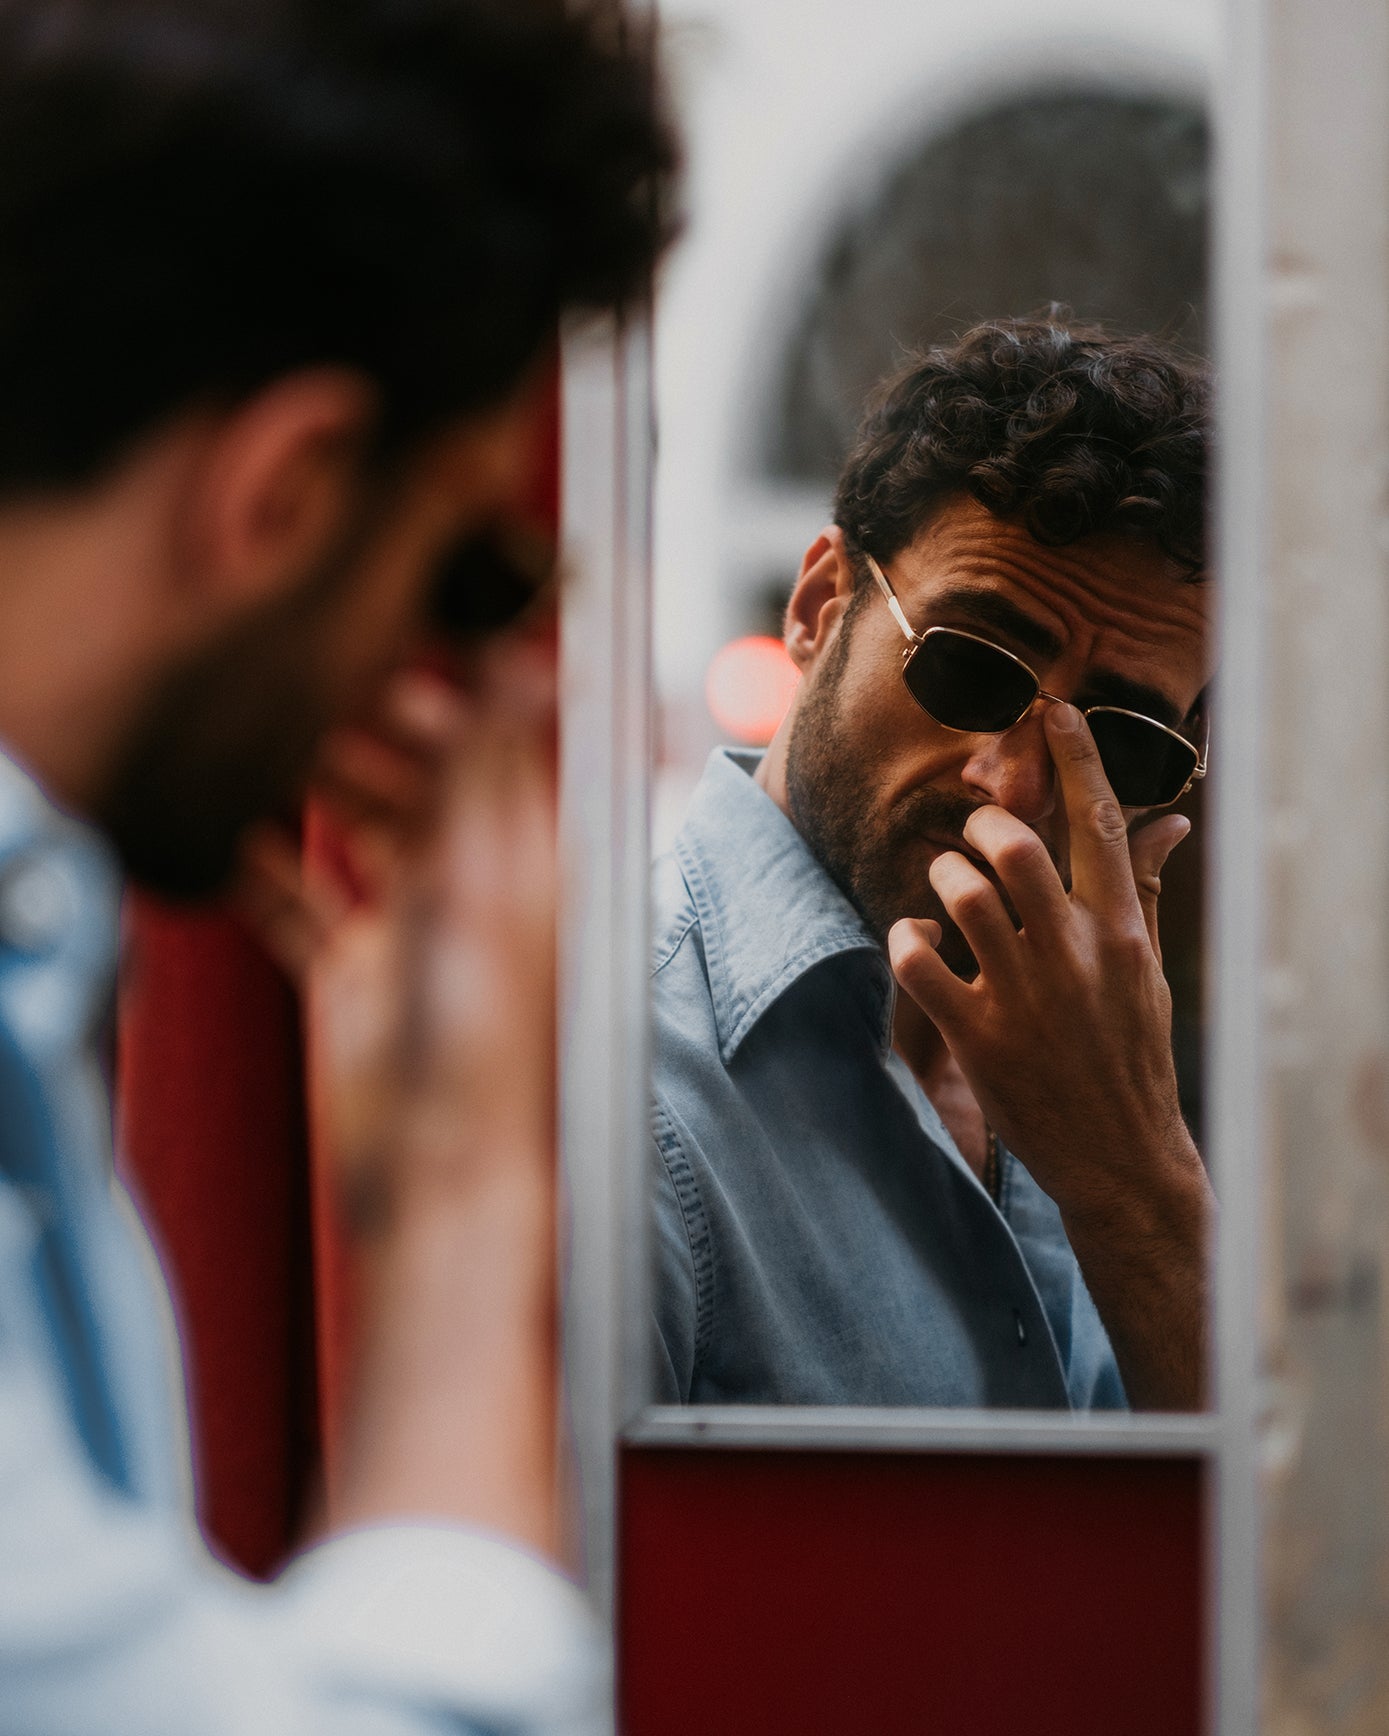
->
[240,638,559,1228]
[255,634,566,1552]
[237,656,478,978]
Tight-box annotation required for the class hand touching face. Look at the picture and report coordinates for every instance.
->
[780,498,1209,969]
[888,703,1214,1411]
[888,702,1191,1208]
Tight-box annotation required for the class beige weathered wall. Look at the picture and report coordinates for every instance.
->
[1218,0,1389,1727]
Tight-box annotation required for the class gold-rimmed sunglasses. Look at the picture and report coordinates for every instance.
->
[865,552,1207,809]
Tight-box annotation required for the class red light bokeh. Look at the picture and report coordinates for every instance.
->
[704,636,800,745]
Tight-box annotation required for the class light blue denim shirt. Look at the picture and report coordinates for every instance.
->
[650,748,1126,1410]
[0,747,606,1735]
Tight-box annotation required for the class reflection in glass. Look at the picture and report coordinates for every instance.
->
[651,43,1212,1414]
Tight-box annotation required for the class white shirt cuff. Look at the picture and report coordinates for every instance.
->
[277,1522,610,1735]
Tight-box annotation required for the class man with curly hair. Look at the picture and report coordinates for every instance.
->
[651,317,1213,1412]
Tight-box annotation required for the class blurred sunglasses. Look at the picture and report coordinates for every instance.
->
[865,553,1207,809]
[428,523,556,641]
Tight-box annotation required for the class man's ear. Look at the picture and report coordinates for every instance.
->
[175,368,380,617]
[784,525,857,673]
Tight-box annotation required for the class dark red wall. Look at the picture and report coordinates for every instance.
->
[117,900,318,1577]
[621,1446,1205,1736]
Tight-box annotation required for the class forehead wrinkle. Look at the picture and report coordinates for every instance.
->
[921,583,1065,661]
[922,582,1194,725]
[912,502,1117,594]
[905,517,1209,683]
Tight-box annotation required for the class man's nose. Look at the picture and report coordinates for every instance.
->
[958,704,1057,825]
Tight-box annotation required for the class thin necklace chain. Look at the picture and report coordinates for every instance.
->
[983,1125,1001,1203]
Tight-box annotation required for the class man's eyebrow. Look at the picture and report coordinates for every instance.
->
[928,585,1065,661]
[1075,671,1187,730]
[929,583,1194,729]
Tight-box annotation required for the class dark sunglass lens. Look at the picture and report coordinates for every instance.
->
[429,529,553,640]
[1086,710,1198,807]
[905,631,1039,731]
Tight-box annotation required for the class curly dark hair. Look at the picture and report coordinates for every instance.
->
[833,315,1209,584]
[0,0,678,490]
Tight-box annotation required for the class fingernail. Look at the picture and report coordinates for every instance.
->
[888,917,919,957]
[1049,702,1082,731]
[890,916,940,951]
[1161,819,1192,859]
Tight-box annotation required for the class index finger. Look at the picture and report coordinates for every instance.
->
[1045,702,1143,915]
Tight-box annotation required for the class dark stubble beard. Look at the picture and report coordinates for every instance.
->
[783,603,982,978]
[93,503,388,902]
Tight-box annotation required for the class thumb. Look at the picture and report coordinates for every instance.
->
[1128,814,1191,959]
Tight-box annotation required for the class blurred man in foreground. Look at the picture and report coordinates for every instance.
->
[651,319,1214,1413]
[0,1,672,1730]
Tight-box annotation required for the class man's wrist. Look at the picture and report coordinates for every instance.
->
[1056,1130,1214,1411]
[341,1104,553,1240]
[1054,1120,1209,1253]
[335,1139,561,1549]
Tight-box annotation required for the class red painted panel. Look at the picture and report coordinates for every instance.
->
[620,1447,1204,1736]
[117,899,317,1577]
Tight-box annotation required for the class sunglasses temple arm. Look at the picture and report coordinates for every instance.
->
[864,552,919,644]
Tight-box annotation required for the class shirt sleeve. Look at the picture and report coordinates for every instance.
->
[0,1185,610,1736]
[277,1525,609,1736]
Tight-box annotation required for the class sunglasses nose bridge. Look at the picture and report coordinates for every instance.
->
[1002,684,1062,732]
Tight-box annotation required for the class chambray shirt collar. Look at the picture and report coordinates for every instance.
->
[0,744,122,1052]
[673,748,891,1064]
[0,741,69,853]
